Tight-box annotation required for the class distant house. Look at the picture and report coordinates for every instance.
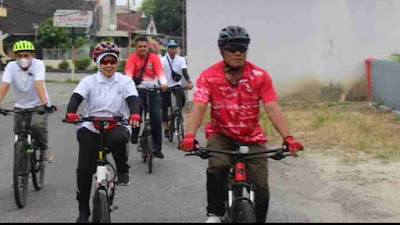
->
[117,11,157,37]
[0,0,96,59]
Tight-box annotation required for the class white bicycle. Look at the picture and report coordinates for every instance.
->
[63,116,129,223]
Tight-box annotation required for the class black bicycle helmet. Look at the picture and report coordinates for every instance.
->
[218,25,250,47]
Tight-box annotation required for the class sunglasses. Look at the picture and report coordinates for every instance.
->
[223,45,248,54]
[100,58,117,65]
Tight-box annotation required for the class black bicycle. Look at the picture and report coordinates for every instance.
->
[185,142,298,223]
[136,86,162,174]
[166,86,187,144]
[63,116,129,223]
[0,107,55,208]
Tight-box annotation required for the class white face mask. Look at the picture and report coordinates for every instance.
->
[17,58,32,69]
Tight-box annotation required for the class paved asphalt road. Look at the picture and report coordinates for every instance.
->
[0,72,393,223]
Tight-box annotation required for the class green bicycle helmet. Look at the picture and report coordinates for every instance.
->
[13,40,35,53]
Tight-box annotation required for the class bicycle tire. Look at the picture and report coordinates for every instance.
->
[141,133,150,164]
[13,140,30,208]
[168,114,175,143]
[176,117,185,144]
[31,149,45,190]
[146,135,153,174]
[140,137,146,163]
[232,200,256,223]
[92,189,111,223]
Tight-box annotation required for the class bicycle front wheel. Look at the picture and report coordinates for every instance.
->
[31,149,45,190]
[168,115,175,143]
[92,189,111,223]
[13,140,30,208]
[176,117,185,145]
[232,200,256,223]
[146,135,153,174]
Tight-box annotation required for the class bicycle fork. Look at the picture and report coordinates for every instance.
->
[228,162,255,207]
[95,151,117,211]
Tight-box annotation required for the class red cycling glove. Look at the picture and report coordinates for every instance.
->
[179,134,196,152]
[283,136,303,154]
[65,113,79,123]
[129,113,141,124]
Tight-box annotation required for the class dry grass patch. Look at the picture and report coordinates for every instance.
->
[262,101,400,161]
[188,101,400,161]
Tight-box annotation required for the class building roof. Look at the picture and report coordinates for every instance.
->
[0,0,96,35]
[117,11,151,32]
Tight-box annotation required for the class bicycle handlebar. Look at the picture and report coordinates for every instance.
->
[167,86,189,91]
[62,116,130,125]
[185,145,296,161]
[0,107,56,116]
[136,86,163,92]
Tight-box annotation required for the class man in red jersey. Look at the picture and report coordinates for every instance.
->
[179,26,303,223]
[125,36,168,159]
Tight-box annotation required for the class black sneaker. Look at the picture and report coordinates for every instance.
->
[131,134,138,144]
[164,129,170,139]
[153,151,164,159]
[76,212,90,223]
[118,173,130,186]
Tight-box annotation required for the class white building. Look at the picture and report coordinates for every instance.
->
[187,0,400,97]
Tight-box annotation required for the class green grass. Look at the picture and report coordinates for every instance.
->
[46,78,80,84]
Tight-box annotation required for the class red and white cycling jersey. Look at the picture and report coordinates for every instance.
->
[193,61,278,144]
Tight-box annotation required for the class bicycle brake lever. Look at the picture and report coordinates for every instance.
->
[271,153,286,161]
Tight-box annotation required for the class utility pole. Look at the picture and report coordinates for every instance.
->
[181,0,186,56]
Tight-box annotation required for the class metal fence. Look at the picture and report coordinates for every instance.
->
[371,60,400,111]
[42,46,90,60]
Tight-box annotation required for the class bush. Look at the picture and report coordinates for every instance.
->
[390,54,400,62]
[320,82,345,101]
[345,78,367,102]
[89,65,98,71]
[58,60,69,70]
[45,65,54,71]
[118,60,126,72]
[74,57,92,70]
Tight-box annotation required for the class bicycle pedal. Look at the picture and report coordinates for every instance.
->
[110,205,119,212]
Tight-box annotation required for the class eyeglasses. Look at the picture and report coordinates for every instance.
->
[100,58,117,65]
[222,45,248,54]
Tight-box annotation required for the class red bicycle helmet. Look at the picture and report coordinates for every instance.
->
[92,41,120,62]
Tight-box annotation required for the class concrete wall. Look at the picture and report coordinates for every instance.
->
[186,0,400,98]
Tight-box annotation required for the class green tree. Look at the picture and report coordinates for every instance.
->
[37,18,70,48]
[140,0,184,36]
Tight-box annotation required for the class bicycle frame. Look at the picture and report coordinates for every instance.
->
[1,108,49,208]
[136,86,161,174]
[166,86,187,143]
[63,117,127,209]
[185,143,293,223]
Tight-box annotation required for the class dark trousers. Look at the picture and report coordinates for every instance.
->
[206,134,270,223]
[13,106,48,150]
[161,86,186,123]
[132,89,162,153]
[76,126,130,214]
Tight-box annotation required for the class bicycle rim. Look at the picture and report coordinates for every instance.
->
[13,141,29,208]
[31,149,45,190]
[92,189,111,223]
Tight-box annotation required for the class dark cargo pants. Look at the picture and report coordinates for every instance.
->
[206,133,270,223]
